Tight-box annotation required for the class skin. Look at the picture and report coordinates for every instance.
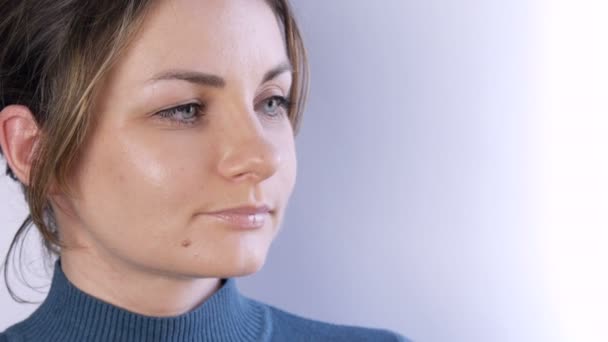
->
[0,0,297,316]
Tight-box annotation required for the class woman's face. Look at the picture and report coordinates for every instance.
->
[54,0,297,279]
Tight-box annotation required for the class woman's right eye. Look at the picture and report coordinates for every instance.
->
[155,103,204,126]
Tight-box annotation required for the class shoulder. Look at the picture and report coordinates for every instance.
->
[0,330,13,342]
[1,320,28,342]
[261,301,412,342]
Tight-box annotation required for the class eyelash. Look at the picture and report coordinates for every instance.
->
[156,103,204,127]
[155,95,292,127]
[257,95,292,118]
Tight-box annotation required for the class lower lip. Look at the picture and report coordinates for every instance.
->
[206,212,269,229]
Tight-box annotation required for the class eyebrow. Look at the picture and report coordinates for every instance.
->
[147,61,293,87]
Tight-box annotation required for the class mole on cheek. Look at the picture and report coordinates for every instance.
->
[181,239,192,247]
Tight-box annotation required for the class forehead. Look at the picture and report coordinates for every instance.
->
[113,0,287,86]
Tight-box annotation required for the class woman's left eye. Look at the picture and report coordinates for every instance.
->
[256,95,291,118]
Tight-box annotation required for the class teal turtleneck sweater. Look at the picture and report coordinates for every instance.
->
[0,260,409,341]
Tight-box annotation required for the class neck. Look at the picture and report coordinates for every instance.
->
[60,250,222,316]
[18,258,265,342]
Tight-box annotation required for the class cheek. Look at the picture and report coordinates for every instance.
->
[73,128,211,221]
[277,133,297,199]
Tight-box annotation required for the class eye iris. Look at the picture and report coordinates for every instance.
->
[181,104,197,119]
[265,98,279,113]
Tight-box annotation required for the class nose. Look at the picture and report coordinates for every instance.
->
[216,114,281,183]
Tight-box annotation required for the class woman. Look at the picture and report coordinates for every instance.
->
[0,0,409,341]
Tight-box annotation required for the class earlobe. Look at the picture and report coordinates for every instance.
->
[0,105,41,186]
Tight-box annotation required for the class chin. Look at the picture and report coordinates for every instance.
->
[213,225,278,277]
[224,245,270,277]
[179,245,271,279]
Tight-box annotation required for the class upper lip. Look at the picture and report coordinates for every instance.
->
[205,204,273,215]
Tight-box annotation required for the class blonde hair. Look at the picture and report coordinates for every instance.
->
[0,0,309,303]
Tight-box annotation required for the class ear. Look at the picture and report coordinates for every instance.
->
[0,105,41,186]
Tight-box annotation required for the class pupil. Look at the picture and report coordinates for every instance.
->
[267,99,276,110]
[184,105,195,117]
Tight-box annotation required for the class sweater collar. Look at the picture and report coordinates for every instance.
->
[22,259,266,341]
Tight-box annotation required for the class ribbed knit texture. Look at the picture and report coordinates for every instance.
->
[0,259,410,341]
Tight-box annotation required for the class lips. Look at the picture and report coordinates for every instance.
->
[206,205,272,216]
[207,212,268,229]
[204,205,272,229]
